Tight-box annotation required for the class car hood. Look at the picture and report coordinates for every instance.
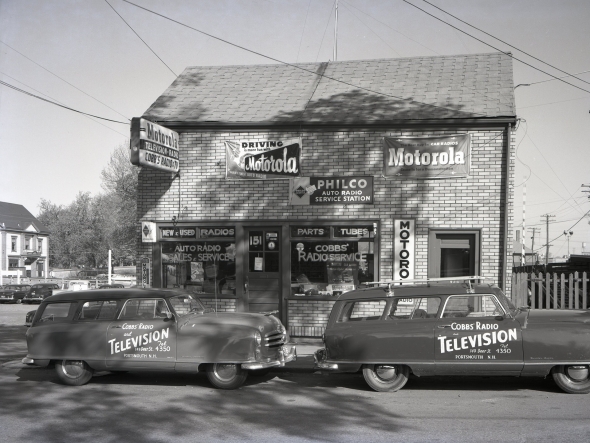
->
[526,309,590,324]
[183,312,283,333]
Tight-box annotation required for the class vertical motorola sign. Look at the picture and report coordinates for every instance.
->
[393,219,415,281]
[130,118,180,173]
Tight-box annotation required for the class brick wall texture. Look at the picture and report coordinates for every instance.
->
[137,127,515,332]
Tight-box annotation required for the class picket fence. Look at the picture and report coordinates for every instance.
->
[511,272,589,310]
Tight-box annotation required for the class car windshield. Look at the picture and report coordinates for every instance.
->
[168,294,206,316]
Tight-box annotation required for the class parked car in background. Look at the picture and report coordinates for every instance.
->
[98,284,125,289]
[22,288,296,389]
[315,276,590,394]
[0,285,31,304]
[22,283,61,304]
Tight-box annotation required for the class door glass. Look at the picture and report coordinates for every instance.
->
[440,248,471,277]
[442,295,504,318]
[248,230,279,272]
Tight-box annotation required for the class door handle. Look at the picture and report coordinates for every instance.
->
[110,325,122,329]
[437,325,452,329]
[244,276,249,292]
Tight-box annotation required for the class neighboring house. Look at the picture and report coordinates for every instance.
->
[135,52,516,337]
[0,201,50,284]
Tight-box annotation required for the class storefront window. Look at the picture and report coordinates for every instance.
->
[290,225,375,297]
[161,241,236,296]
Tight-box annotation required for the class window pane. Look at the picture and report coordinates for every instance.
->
[338,300,386,322]
[98,301,118,320]
[442,295,503,318]
[389,297,440,320]
[79,301,102,320]
[119,299,167,320]
[39,303,73,323]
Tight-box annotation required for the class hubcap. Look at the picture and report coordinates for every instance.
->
[62,360,85,378]
[214,364,238,381]
[375,365,397,381]
[566,365,589,381]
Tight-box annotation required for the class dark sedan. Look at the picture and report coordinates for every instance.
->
[23,283,61,304]
[0,285,31,304]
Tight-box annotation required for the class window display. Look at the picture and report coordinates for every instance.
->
[290,225,375,297]
[161,241,236,296]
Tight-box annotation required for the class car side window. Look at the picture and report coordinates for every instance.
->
[442,295,504,318]
[389,297,441,320]
[118,299,170,320]
[38,302,75,323]
[338,300,387,322]
[78,300,118,320]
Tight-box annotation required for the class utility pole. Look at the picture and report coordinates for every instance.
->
[521,180,526,266]
[530,227,539,263]
[541,214,555,265]
[333,0,338,61]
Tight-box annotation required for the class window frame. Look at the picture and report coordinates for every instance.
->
[440,294,506,319]
[336,298,388,323]
[117,298,171,321]
[76,300,120,321]
[387,296,442,320]
[427,229,481,278]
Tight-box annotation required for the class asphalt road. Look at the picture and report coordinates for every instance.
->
[1,304,589,443]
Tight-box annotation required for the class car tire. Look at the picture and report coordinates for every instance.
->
[206,363,248,389]
[552,365,590,394]
[55,360,94,386]
[16,299,22,304]
[362,364,410,392]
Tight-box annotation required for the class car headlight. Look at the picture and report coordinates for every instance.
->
[254,330,262,346]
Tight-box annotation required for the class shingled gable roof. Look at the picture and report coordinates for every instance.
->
[0,201,49,234]
[143,52,515,127]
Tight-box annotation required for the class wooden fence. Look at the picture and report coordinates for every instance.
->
[512,272,589,309]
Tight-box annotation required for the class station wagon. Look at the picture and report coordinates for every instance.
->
[23,288,295,389]
[314,276,590,394]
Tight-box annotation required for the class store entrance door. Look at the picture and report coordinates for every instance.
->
[244,228,281,313]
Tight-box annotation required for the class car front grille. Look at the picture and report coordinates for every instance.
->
[264,330,286,348]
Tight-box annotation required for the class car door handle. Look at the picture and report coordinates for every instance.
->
[437,325,452,329]
[110,325,122,329]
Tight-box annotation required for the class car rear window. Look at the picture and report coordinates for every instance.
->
[118,299,170,320]
[338,300,387,322]
[37,302,76,324]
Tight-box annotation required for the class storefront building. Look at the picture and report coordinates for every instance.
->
[135,53,516,337]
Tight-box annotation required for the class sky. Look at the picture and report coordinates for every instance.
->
[0,0,589,259]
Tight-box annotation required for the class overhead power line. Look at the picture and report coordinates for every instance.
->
[0,80,129,125]
[103,0,177,77]
[122,0,491,118]
[0,70,129,137]
[420,0,590,87]
[0,39,130,121]
[401,1,590,95]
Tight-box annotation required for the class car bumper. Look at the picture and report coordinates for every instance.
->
[21,356,50,367]
[24,297,43,303]
[314,348,339,370]
[242,343,297,370]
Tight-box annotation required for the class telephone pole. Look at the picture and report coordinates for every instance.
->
[530,227,539,263]
[541,214,555,265]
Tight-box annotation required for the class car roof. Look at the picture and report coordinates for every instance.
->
[44,287,188,302]
[337,283,502,301]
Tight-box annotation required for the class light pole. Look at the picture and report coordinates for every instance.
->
[564,230,573,257]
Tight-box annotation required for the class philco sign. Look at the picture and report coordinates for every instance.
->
[290,176,373,205]
[130,118,180,173]
[141,222,157,243]
[383,134,470,178]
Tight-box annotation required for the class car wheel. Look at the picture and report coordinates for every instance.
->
[16,299,22,304]
[552,365,590,394]
[55,360,94,386]
[362,364,410,392]
[206,363,248,389]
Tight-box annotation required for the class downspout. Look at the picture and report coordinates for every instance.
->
[501,123,512,291]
